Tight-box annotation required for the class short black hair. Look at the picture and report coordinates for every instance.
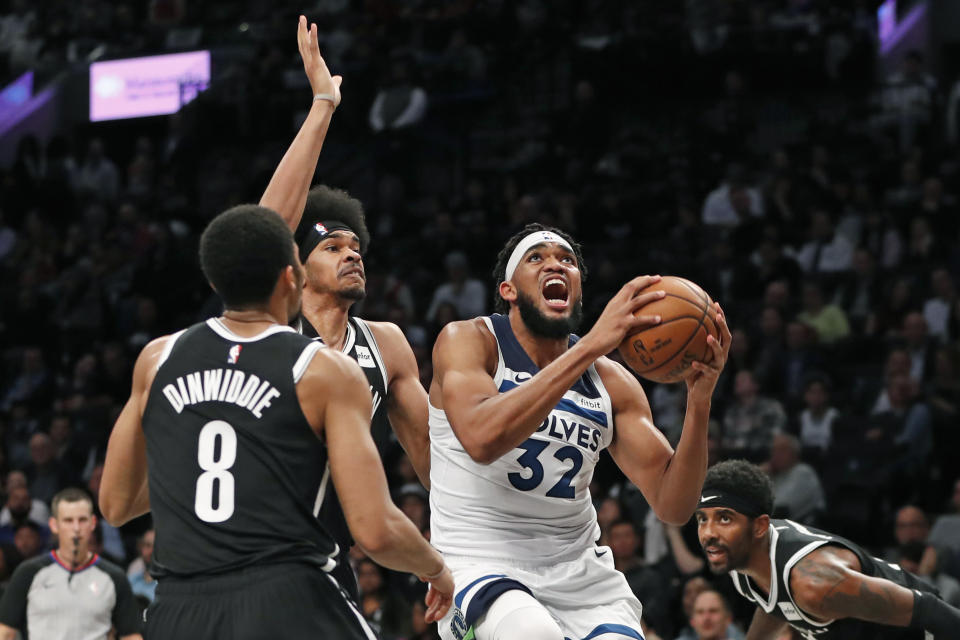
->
[296,185,370,254]
[199,204,296,309]
[492,223,587,313]
[702,460,774,516]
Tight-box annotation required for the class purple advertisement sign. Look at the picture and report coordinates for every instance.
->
[90,50,210,122]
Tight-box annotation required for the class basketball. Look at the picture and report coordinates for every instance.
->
[618,276,720,384]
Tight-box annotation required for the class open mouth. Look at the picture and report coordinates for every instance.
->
[541,277,569,310]
[704,546,728,563]
[340,267,365,280]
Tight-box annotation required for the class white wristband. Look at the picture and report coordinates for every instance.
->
[313,93,337,109]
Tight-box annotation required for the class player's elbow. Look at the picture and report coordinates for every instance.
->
[98,497,127,528]
[460,438,501,465]
[352,513,402,557]
[650,498,697,527]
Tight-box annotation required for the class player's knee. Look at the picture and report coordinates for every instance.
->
[476,590,563,640]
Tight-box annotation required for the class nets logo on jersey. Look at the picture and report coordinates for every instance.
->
[227,344,242,364]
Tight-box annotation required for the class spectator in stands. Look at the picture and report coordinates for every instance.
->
[23,432,71,505]
[674,582,745,640]
[11,522,42,560]
[900,312,937,384]
[0,485,48,549]
[898,541,960,608]
[834,248,883,333]
[768,433,825,524]
[356,557,411,638]
[924,268,956,342]
[0,472,48,528]
[425,251,486,323]
[86,464,126,562]
[74,139,119,203]
[369,54,429,133]
[797,280,849,345]
[127,529,155,602]
[701,165,764,228]
[722,371,786,462]
[1,347,51,412]
[793,210,854,276]
[686,590,739,640]
[608,519,672,638]
[877,50,938,150]
[796,375,838,459]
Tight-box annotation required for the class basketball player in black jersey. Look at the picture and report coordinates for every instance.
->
[258,16,431,598]
[99,204,453,639]
[694,460,960,640]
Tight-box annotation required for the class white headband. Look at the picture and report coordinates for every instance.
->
[504,231,574,281]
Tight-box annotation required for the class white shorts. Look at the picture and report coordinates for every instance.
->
[438,545,644,640]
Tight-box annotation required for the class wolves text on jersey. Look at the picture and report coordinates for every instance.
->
[162,369,281,418]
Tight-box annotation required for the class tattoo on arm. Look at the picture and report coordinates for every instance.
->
[793,550,915,627]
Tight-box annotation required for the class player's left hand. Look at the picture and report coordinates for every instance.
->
[684,302,730,404]
[297,15,342,108]
[422,566,454,623]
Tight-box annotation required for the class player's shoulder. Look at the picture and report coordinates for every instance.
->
[357,319,408,349]
[593,354,647,400]
[437,317,492,343]
[434,318,496,359]
[302,344,367,385]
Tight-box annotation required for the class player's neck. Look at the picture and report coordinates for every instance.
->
[220,308,285,335]
[742,533,774,594]
[508,311,568,368]
[302,291,354,351]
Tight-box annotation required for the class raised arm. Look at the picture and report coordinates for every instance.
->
[369,321,431,488]
[744,607,789,640]
[604,303,730,525]
[298,349,452,622]
[433,276,664,464]
[790,545,960,637]
[100,337,168,526]
[259,15,342,230]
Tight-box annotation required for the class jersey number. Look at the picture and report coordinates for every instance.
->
[194,420,237,523]
[508,440,583,499]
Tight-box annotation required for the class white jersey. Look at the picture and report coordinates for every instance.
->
[430,314,615,563]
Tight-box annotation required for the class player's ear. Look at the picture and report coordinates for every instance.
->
[499,280,517,305]
[753,514,770,540]
[48,516,58,535]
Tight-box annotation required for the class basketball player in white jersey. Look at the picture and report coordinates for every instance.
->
[428,224,731,640]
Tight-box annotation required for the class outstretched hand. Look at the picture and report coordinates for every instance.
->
[684,302,731,404]
[297,15,342,108]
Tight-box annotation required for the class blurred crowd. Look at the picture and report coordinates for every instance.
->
[2,0,960,638]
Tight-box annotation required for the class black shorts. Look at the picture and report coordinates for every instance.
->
[144,562,375,640]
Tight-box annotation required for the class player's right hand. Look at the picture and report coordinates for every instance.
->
[583,275,665,356]
[297,15,342,108]
[421,565,454,623]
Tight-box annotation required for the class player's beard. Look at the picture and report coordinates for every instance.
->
[516,289,583,339]
[306,269,366,302]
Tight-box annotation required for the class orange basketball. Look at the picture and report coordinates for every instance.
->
[617,276,720,384]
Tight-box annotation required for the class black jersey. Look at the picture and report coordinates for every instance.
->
[298,314,392,599]
[730,519,938,640]
[298,315,391,452]
[142,319,337,578]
